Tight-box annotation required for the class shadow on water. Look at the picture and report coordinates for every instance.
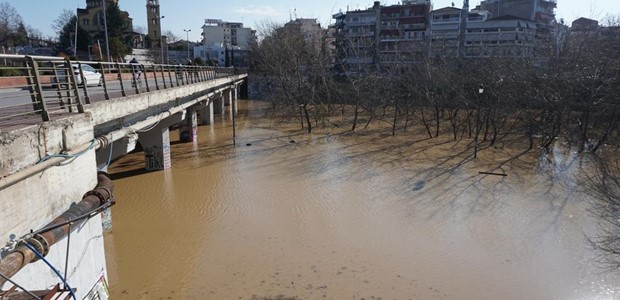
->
[109,168,158,181]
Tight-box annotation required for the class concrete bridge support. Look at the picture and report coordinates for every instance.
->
[226,88,237,119]
[199,100,214,125]
[179,108,198,143]
[213,93,225,115]
[95,135,138,172]
[232,86,238,115]
[137,112,184,170]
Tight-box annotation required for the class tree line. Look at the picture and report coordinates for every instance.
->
[0,2,132,61]
[251,19,620,270]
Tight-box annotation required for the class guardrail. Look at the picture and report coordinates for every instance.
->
[0,54,239,128]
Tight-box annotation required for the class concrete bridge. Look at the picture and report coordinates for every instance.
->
[0,55,247,298]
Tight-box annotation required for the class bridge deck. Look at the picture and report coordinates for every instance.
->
[0,54,240,132]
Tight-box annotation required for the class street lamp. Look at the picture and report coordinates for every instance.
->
[159,16,165,64]
[474,84,484,159]
[183,29,191,61]
[102,0,110,62]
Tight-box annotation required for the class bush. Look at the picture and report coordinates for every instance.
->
[0,67,25,77]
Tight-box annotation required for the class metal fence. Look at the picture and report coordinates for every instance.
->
[0,54,238,129]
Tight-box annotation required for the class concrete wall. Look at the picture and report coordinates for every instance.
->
[0,114,106,298]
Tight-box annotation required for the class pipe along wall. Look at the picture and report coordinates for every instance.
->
[0,172,115,287]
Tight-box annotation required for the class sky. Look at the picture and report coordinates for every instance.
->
[4,0,620,42]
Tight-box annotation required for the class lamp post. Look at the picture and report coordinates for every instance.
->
[159,16,165,64]
[183,29,191,61]
[102,0,110,62]
[474,84,484,159]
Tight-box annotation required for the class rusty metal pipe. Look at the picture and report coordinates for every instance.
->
[0,172,114,286]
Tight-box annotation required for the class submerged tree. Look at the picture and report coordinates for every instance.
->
[252,20,333,133]
[585,154,620,271]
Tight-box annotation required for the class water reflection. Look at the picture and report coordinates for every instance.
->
[105,100,619,300]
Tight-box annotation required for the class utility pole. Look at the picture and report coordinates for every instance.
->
[74,13,78,57]
[458,0,469,58]
[183,29,192,61]
[160,16,165,64]
[103,0,111,62]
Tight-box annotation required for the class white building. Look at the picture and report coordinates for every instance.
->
[195,19,255,67]
[200,19,255,49]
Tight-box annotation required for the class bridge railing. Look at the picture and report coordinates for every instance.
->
[0,54,239,128]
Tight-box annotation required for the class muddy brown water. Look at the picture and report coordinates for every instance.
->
[105,101,620,299]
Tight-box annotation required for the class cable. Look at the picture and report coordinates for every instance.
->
[0,271,42,300]
[23,242,78,300]
[38,139,97,164]
[97,133,114,172]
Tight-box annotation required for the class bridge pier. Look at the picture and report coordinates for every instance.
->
[179,108,198,143]
[232,85,238,115]
[213,93,225,115]
[199,100,214,125]
[95,135,138,172]
[227,88,237,119]
[137,112,184,170]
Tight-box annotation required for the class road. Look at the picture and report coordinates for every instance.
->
[0,74,208,130]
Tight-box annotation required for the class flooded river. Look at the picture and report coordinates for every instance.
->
[105,101,619,299]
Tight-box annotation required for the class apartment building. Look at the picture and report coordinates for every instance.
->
[332,0,431,71]
[194,19,256,67]
[332,0,555,69]
[333,5,379,70]
[430,6,536,58]
[474,0,557,28]
[200,19,255,49]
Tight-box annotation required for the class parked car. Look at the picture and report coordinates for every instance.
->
[52,64,103,87]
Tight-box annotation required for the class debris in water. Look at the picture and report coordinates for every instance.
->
[479,171,508,177]
[246,143,252,146]
[290,140,296,144]
[413,180,425,191]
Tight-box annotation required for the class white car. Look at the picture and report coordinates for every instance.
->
[53,64,103,87]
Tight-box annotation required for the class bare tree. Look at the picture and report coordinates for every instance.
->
[134,25,147,35]
[164,30,179,43]
[0,2,24,46]
[52,9,75,36]
[585,155,620,271]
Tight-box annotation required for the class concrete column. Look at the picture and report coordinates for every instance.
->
[213,94,225,115]
[138,126,171,170]
[95,135,138,171]
[224,89,231,107]
[199,100,214,125]
[137,112,184,170]
[179,108,198,143]
[227,88,234,119]
[233,85,238,115]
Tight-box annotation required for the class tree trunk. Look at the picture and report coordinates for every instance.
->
[351,100,360,131]
[392,101,398,136]
[580,107,591,152]
[303,104,312,134]
[434,105,440,138]
[421,107,433,139]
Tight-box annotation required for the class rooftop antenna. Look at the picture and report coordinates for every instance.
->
[294,8,298,20]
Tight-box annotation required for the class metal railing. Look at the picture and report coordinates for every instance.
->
[0,54,239,128]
